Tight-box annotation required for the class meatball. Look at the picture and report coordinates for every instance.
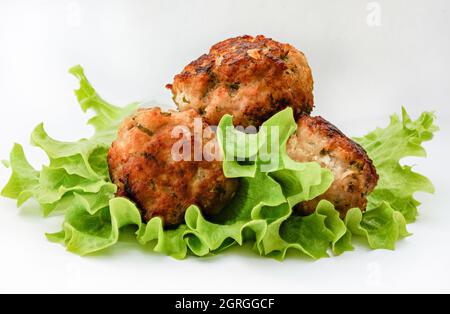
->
[167,35,314,127]
[286,115,378,217]
[108,107,238,226]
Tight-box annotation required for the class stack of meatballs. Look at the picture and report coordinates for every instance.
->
[108,35,378,227]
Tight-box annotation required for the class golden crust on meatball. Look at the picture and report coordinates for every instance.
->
[108,107,238,226]
[168,35,314,127]
[287,115,378,217]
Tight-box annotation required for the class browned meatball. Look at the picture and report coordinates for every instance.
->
[108,107,238,226]
[286,115,378,217]
[167,35,314,127]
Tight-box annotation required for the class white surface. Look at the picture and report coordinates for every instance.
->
[1,0,449,294]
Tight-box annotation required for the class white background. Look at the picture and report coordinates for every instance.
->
[0,0,449,293]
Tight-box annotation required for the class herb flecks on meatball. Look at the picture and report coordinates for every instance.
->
[287,115,378,217]
[108,108,238,226]
[168,35,314,127]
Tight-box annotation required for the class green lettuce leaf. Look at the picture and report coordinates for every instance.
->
[1,65,437,260]
[69,65,139,137]
[354,107,437,222]
[1,65,138,217]
[48,106,334,259]
[345,203,410,250]
[1,144,40,207]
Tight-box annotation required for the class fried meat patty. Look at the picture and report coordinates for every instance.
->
[168,35,314,127]
[108,108,238,226]
[286,115,378,217]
